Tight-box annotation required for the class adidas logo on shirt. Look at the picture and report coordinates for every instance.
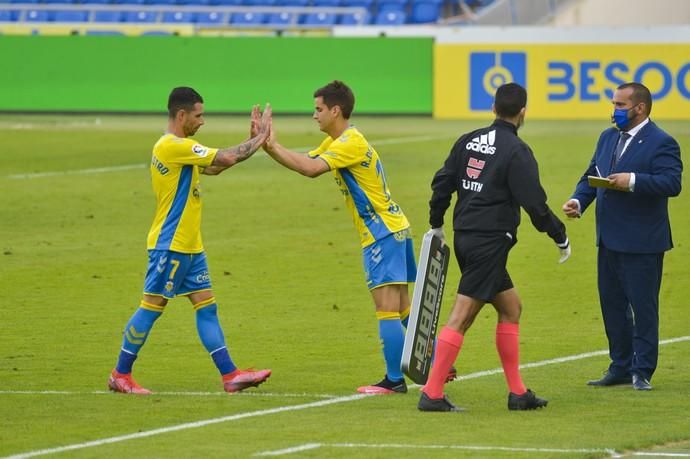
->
[465,130,496,154]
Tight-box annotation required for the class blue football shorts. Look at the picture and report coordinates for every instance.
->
[362,229,417,290]
[143,250,212,299]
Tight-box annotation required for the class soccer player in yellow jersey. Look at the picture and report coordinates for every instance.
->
[263,80,416,394]
[108,87,273,394]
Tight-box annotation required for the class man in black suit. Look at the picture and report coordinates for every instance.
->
[563,82,683,391]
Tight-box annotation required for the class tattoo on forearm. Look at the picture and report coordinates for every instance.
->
[219,137,261,164]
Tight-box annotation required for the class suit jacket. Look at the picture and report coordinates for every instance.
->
[572,120,682,254]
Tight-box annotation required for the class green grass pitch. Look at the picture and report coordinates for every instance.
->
[1,114,689,458]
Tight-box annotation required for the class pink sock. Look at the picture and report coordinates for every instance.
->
[423,326,463,399]
[496,322,526,395]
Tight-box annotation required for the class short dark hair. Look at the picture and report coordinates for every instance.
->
[618,82,652,115]
[313,80,355,119]
[168,87,203,118]
[494,83,527,118]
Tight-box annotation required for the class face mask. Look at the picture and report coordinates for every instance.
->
[611,103,639,130]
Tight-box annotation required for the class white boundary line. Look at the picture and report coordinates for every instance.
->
[3,395,370,459]
[254,442,618,457]
[4,335,689,459]
[0,390,338,399]
[4,134,454,180]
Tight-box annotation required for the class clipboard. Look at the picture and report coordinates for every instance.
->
[587,176,630,192]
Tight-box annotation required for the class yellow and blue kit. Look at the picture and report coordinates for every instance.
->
[147,134,218,253]
[309,126,415,290]
[308,126,410,247]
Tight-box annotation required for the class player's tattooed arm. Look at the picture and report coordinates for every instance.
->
[208,104,272,171]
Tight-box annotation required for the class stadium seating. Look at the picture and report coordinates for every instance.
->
[25,9,49,21]
[300,11,335,26]
[338,10,369,24]
[266,11,296,26]
[376,0,406,12]
[124,10,157,22]
[0,0,497,28]
[342,0,372,8]
[373,7,404,24]
[230,11,264,25]
[93,10,122,21]
[410,0,441,23]
[196,10,223,23]
[312,0,340,5]
[277,0,308,6]
[52,9,89,21]
[162,10,195,22]
[0,9,15,20]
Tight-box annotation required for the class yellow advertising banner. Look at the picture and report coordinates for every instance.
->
[434,44,690,120]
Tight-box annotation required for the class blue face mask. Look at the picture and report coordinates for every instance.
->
[611,103,639,130]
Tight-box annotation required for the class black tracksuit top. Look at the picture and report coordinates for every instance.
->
[429,119,567,245]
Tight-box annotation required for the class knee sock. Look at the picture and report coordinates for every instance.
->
[423,326,463,399]
[115,301,164,374]
[194,298,236,376]
[496,322,526,395]
[377,311,405,382]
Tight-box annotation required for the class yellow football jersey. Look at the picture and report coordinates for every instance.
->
[308,126,410,247]
[146,134,218,253]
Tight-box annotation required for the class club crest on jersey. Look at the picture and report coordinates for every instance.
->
[466,130,496,154]
[192,144,209,157]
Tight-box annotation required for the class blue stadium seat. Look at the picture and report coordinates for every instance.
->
[410,0,440,23]
[300,11,335,25]
[373,7,404,24]
[25,9,50,21]
[377,0,406,11]
[42,0,77,4]
[342,0,372,7]
[80,0,111,4]
[93,10,122,21]
[52,9,89,21]
[243,0,275,5]
[229,11,264,25]
[312,0,339,5]
[266,11,296,25]
[179,0,209,5]
[209,0,241,5]
[118,0,146,5]
[0,9,17,20]
[162,10,195,22]
[9,0,39,4]
[196,10,223,23]
[276,0,308,5]
[338,10,369,24]
[149,0,178,4]
[124,10,157,21]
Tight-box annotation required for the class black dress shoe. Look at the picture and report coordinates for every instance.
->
[418,392,464,412]
[587,371,632,386]
[508,389,548,411]
[632,374,652,391]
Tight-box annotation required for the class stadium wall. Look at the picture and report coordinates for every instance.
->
[0,36,432,113]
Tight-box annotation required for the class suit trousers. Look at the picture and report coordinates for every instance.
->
[597,244,664,381]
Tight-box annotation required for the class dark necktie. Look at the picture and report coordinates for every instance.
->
[614,132,631,165]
